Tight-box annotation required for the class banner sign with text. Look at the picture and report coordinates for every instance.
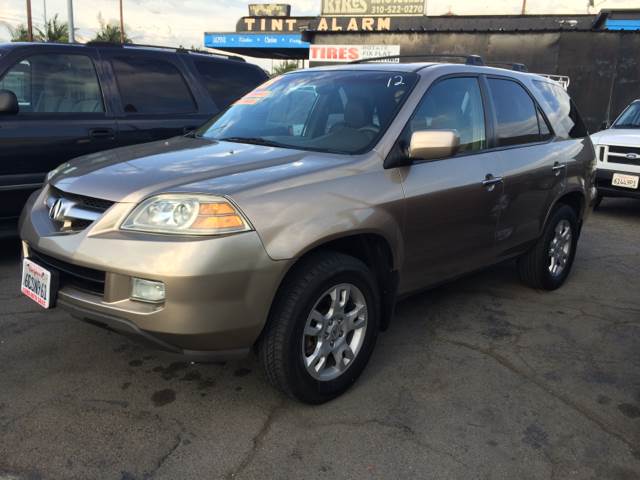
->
[309,44,400,62]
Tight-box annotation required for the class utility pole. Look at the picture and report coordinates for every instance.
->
[67,0,75,42]
[26,0,33,41]
[119,0,125,44]
[521,0,527,15]
[43,0,47,25]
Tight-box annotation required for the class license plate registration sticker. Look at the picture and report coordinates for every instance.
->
[612,173,639,189]
[21,258,53,308]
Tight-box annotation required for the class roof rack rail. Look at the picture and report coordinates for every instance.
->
[85,41,125,47]
[486,61,528,72]
[350,54,484,65]
[536,74,571,90]
[85,41,244,61]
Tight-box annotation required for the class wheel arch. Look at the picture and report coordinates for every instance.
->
[545,189,586,231]
[255,232,399,350]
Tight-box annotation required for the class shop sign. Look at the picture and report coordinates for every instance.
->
[248,4,292,16]
[321,0,424,17]
[309,44,400,62]
[238,16,393,32]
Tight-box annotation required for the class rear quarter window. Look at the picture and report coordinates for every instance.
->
[194,59,267,109]
[532,80,588,139]
[487,78,541,147]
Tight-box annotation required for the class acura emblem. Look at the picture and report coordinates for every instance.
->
[48,198,66,222]
[626,152,639,160]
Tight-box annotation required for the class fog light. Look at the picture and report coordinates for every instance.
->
[131,278,165,303]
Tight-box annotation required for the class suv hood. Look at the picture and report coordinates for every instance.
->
[591,128,640,146]
[51,136,341,203]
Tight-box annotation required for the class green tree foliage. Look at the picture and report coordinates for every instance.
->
[35,14,69,42]
[272,61,299,77]
[92,14,131,44]
[9,24,30,42]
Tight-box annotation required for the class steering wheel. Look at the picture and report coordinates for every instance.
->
[357,126,380,136]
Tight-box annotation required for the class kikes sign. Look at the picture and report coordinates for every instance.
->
[309,44,400,63]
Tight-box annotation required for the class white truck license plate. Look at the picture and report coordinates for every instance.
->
[612,173,639,189]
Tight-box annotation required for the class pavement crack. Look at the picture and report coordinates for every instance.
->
[224,400,286,480]
[435,336,639,456]
[308,416,470,469]
[143,434,182,479]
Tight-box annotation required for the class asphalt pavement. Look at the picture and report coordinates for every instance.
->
[1,198,639,480]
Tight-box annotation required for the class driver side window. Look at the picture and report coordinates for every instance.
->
[408,77,487,155]
[0,54,104,113]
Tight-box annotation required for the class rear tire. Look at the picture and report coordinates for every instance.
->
[518,204,579,290]
[259,251,380,404]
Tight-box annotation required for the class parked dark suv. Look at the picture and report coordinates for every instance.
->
[0,42,268,232]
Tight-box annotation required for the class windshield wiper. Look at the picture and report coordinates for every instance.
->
[219,136,287,148]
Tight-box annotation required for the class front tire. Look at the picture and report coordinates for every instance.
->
[259,251,380,404]
[518,204,579,290]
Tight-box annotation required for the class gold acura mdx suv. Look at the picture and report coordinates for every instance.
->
[20,59,596,403]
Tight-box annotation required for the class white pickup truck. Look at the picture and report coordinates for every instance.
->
[591,99,640,205]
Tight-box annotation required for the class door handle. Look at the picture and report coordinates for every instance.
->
[89,128,115,139]
[482,174,503,191]
[552,162,566,176]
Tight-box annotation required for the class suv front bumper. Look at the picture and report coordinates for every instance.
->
[596,169,640,199]
[19,188,290,359]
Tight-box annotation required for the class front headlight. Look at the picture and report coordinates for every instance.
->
[121,194,252,235]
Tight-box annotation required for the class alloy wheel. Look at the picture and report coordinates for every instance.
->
[548,219,572,277]
[301,283,368,381]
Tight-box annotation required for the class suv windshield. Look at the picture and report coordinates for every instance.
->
[197,70,418,154]
[613,102,640,129]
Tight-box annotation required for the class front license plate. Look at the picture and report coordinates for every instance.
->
[21,258,55,309]
[612,173,639,189]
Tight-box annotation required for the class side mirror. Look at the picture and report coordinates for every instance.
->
[409,130,460,161]
[600,120,610,131]
[0,90,19,115]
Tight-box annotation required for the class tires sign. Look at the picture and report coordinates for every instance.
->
[309,44,400,63]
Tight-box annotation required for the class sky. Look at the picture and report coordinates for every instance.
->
[0,0,636,67]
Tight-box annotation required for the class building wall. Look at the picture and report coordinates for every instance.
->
[312,31,640,131]
[425,0,636,16]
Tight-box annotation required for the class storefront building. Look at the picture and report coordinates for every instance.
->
[205,6,640,130]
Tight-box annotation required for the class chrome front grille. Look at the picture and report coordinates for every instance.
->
[45,187,114,232]
[601,145,640,166]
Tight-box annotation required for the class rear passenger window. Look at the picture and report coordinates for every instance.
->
[111,57,196,114]
[487,78,541,147]
[407,77,487,154]
[0,54,104,113]
[194,60,266,108]
[532,80,588,139]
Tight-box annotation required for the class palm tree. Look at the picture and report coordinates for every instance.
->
[35,14,69,42]
[91,14,131,44]
[9,24,30,42]
[272,61,299,77]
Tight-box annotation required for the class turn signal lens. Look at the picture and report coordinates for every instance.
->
[198,202,236,215]
[121,195,252,235]
[192,213,245,230]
